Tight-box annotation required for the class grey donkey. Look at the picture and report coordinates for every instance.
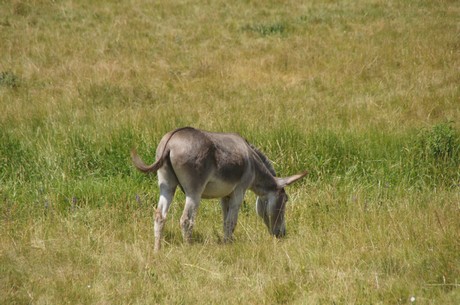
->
[131,127,307,251]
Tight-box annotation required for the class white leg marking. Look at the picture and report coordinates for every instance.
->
[154,168,177,252]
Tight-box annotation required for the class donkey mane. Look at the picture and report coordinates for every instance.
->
[248,143,277,177]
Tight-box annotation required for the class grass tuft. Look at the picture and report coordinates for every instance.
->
[0,71,20,88]
[242,22,286,36]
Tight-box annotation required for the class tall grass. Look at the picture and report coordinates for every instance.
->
[1,0,459,304]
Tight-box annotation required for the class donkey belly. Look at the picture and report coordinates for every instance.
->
[202,179,236,199]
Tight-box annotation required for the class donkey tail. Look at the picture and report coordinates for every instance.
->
[131,149,164,174]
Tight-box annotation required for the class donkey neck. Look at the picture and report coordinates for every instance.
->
[249,149,278,196]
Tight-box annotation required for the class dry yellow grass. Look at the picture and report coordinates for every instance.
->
[1,0,459,304]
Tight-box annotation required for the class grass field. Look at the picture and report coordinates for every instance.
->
[1,0,459,304]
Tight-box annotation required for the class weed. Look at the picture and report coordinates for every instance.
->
[404,123,460,187]
[242,22,286,36]
[0,71,20,88]
[424,122,458,160]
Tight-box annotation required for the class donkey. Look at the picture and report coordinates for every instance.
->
[131,127,307,251]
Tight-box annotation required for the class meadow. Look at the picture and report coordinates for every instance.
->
[1,0,459,304]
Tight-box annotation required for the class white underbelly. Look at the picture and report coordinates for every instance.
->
[202,180,236,199]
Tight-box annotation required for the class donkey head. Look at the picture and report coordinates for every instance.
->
[256,171,307,237]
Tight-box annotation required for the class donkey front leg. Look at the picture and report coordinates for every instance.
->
[180,194,201,244]
[221,190,245,243]
[220,196,230,241]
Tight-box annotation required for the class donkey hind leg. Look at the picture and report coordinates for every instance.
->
[154,170,178,252]
[222,190,245,243]
[154,184,176,252]
[180,194,201,244]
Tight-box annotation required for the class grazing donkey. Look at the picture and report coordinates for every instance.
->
[131,127,307,251]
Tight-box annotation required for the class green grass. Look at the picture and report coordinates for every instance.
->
[1,0,459,304]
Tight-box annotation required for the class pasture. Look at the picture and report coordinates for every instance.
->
[1,0,459,304]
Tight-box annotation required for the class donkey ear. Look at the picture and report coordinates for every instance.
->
[276,171,308,189]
